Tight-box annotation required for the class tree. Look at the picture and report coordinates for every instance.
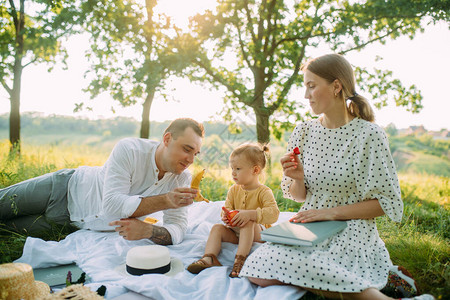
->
[179,0,449,144]
[81,0,189,139]
[385,123,398,137]
[0,0,82,153]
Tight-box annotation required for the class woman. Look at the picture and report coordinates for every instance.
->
[239,54,433,300]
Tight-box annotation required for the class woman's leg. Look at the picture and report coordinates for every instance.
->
[248,277,287,287]
[248,278,392,300]
[303,287,391,300]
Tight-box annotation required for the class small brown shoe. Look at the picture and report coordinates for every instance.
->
[229,255,247,278]
[187,253,222,274]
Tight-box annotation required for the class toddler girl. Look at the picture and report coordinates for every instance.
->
[187,143,280,277]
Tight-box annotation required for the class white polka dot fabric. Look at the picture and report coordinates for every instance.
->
[240,118,404,292]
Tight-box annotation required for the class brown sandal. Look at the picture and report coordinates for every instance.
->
[229,255,247,278]
[187,253,222,274]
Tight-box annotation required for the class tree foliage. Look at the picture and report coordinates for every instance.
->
[0,0,82,152]
[80,0,190,138]
[178,0,450,143]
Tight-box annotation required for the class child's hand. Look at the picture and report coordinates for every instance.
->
[231,210,253,228]
[222,213,233,227]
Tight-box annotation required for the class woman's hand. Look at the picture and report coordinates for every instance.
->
[290,200,385,223]
[280,151,304,181]
[289,208,336,223]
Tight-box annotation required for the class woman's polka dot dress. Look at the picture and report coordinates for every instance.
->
[240,118,403,293]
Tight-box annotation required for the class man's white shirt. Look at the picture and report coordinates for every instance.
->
[67,138,191,245]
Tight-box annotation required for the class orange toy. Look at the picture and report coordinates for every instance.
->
[222,206,238,226]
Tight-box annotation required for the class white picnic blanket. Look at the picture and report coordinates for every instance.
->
[16,201,306,300]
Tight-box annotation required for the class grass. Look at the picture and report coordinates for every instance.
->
[0,140,449,299]
[379,173,449,299]
[394,151,450,178]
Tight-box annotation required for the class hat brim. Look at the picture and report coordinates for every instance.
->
[114,257,184,278]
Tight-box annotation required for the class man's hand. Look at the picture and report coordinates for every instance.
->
[131,187,197,217]
[109,218,173,245]
[166,187,198,209]
[109,218,152,240]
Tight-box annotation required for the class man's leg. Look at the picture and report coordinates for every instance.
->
[0,169,75,233]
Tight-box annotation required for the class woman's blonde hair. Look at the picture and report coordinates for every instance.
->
[230,143,270,170]
[301,54,375,122]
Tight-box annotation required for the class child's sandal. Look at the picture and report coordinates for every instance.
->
[229,255,247,278]
[187,253,222,274]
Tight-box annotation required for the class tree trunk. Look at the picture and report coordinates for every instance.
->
[140,91,155,139]
[254,106,272,173]
[9,74,22,153]
[140,0,157,139]
[254,107,271,144]
[252,70,270,144]
[9,0,25,154]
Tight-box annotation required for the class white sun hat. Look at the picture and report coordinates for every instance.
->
[115,245,183,277]
[0,263,50,300]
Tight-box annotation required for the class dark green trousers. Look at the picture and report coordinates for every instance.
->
[0,169,75,233]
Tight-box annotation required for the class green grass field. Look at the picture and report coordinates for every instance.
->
[0,140,448,299]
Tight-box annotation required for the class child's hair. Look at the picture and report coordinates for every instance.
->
[230,143,270,169]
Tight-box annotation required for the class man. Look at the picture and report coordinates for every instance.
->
[0,118,204,245]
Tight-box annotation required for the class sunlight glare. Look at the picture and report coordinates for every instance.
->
[156,0,217,30]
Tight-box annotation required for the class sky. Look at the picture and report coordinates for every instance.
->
[0,1,449,131]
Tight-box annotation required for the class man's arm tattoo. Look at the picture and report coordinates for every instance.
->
[149,226,173,245]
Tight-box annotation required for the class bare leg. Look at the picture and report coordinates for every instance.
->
[248,278,392,300]
[236,221,261,256]
[304,287,392,300]
[248,277,287,287]
[230,222,262,277]
[202,224,238,265]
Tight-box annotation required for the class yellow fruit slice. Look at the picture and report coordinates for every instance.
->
[190,169,205,189]
[194,190,209,203]
[144,217,158,224]
[191,169,209,203]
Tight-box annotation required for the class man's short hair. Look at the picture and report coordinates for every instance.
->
[164,118,205,139]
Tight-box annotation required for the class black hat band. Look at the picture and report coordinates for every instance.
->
[126,262,170,276]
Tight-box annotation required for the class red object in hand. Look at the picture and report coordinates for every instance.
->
[222,206,238,226]
[293,146,300,155]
